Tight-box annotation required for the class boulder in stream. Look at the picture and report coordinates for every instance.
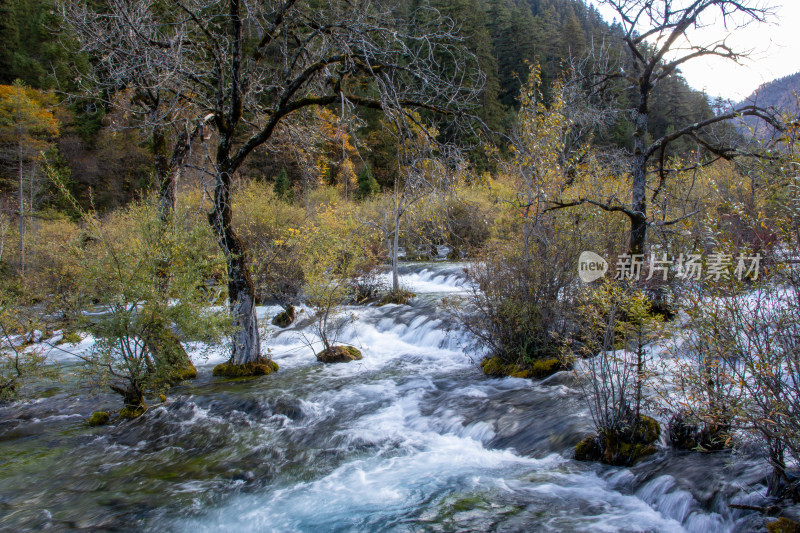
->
[212,360,280,377]
[574,415,661,466]
[272,305,296,328]
[316,345,362,363]
[668,412,729,452]
[87,411,110,426]
[480,356,567,379]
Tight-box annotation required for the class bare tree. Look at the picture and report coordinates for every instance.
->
[559,0,783,254]
[60,0,482,368]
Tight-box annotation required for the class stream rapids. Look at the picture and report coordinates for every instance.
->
[0,263,771,532]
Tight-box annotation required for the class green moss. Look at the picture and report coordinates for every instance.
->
[509,368,532,378]
[316,345,363,363]
[88,411,110,426]
[271,305,296,328]
[450,495,485,512]
[480,356,508,377]
[767,518,800,533]
[574,435,601,461]
[575,415,661,466]
[212,360,279,377]
[481,356,566,379]
[118,404,147,419]
[378,290,416,306]
[637,415,661,443]
[529,358,563,378]
[170,362,198,382]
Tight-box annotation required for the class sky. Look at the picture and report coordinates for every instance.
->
[587,0,800,102]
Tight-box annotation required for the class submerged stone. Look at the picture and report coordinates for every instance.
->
[316,345,363,363]
[212,360,279,377]
[87,411,110,426]
[271,305,296,328]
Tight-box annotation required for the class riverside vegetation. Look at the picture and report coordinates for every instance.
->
[0,0,799,530]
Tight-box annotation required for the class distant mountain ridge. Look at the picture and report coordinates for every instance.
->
[737,72,800,137]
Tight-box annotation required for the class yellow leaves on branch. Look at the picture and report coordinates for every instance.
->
[0,81,59,147]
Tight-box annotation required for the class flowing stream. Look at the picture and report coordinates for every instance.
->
[0,263,771,532]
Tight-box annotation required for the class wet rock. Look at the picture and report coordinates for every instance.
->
[212,360,279,377]
[480,356,568,379]
[88,411,110,427]
[668,412,728,452]
[270,398,305,420]
[272,305,296,328]
[316,345,362,363]
[767,517,800,533]
[378,290,416,306]
[574,415,661,466]
[118,404,147,420]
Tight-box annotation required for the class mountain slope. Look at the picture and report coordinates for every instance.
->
[738,72,800,137]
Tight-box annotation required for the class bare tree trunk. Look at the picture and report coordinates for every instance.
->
[152,124,176,218]
[630,91,649,255]
[29,166,35,227]
[209,164,261,365]
[392,206,401,293]
[17,137,24,279]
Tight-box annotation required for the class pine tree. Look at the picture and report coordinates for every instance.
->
[562,11,586,59]
[356,165,380,200]
[273,167,292,201]
[0,0,19,83]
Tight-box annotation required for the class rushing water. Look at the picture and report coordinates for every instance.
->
[0,263,771,532]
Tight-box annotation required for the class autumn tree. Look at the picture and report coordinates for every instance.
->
[589,0,783,254]
[61,0,483,373]
[0,81,58,278]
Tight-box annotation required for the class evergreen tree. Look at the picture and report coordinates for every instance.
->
[356,165,380,200]
[273,167,292,201]
[561,10,586,59]
[0,0,19,83]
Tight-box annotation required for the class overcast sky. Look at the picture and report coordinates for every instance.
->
[587,0,800,102]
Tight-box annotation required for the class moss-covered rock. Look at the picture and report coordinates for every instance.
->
[271,305,296,328]
[378,290,416,306]
[574,415,661,466]
[668,412,728,452]
[170,360,198,381]
[316,345,363,363]
[212,360,279,377]
[637,415,661,443]
[88,411,110,426]
[480,356,567,379]
[574,434,602,461]
[767,518,800,533]
[118,403,147,419]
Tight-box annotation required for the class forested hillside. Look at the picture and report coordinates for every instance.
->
[738,71,800,138]
[0,0,718,212]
